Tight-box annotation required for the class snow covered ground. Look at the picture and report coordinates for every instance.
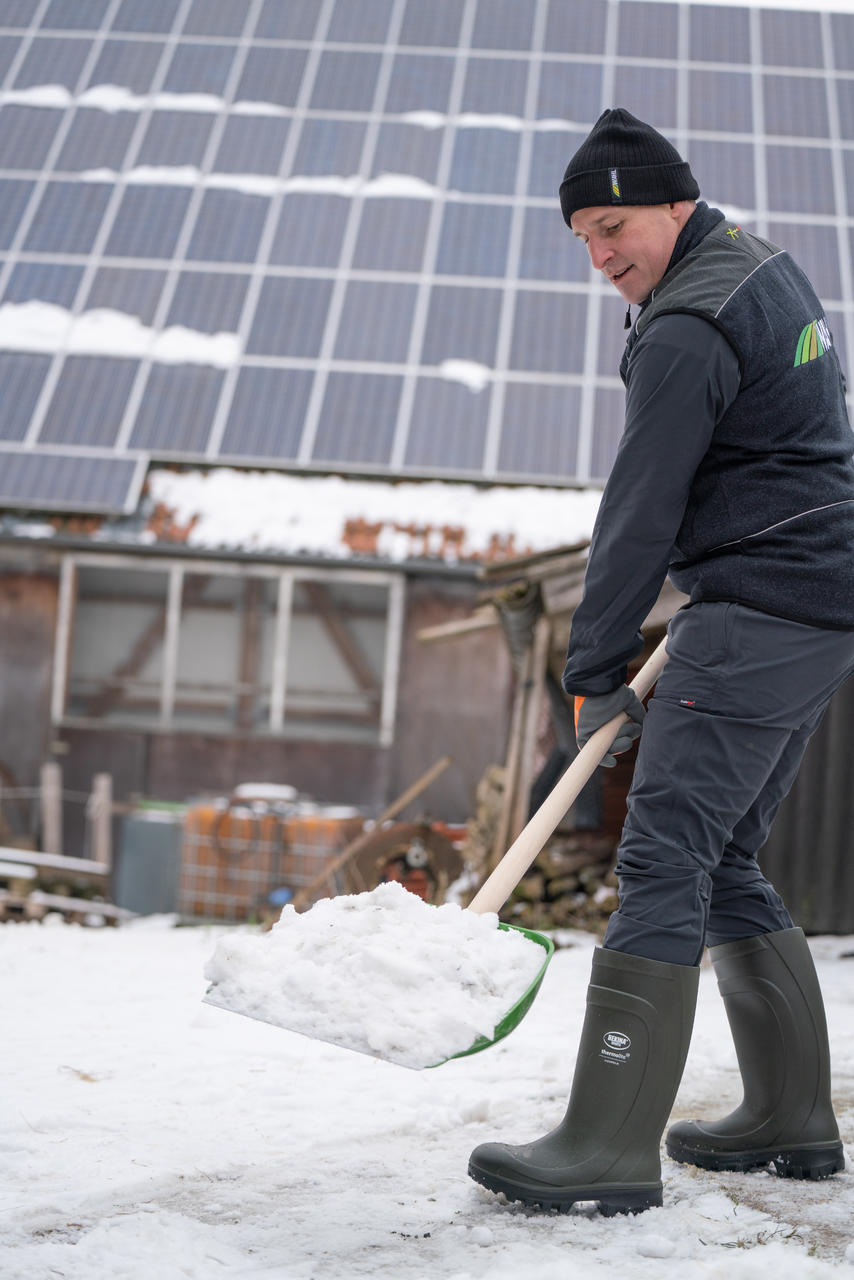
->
[3,915,854,1278]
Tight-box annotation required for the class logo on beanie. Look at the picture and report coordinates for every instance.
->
[610,168,622,201]
[794,317,833,367]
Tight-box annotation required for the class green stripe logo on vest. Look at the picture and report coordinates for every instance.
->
[794,317,833,366]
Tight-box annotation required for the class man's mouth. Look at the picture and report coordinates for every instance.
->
[610,266,631,282]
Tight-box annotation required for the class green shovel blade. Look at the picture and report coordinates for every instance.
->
[431,922,555,1066]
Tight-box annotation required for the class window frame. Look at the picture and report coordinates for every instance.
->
[52,552,405,747]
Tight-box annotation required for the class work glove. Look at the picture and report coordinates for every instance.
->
[574,686,646,768]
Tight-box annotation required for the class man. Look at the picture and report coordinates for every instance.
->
[469,108,854,1216]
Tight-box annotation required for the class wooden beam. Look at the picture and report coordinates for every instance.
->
[236,578,264,731]
[86,575,210,717]
[90,774,113,872]
[0,846,110,878]
[489,642,533,874]
[40,761,63,857]
[478,541,590,580]
[510,614,552,841]
[416,608,498,644]
[301,581,379,693]
[0,890,134,921]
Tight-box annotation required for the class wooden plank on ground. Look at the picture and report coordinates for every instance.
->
[0,846,111,878]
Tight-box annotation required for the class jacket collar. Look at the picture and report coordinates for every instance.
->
[660,200,725,284]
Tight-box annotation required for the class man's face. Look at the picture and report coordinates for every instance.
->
[570,203,687,304]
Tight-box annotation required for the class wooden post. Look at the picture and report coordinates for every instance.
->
[509,614,552,842]
[40,761,63,857]
[90,773,113,871]
[489,643,533,873]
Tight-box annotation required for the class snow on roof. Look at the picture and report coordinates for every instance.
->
[145,468,601,566]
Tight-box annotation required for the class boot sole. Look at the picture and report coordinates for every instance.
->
[666,1135,845,1180]
[468,1160,662,1216]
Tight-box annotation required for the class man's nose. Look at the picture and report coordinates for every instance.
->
[588,238,614,271]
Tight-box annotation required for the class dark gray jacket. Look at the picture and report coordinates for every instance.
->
[563,203,854,696]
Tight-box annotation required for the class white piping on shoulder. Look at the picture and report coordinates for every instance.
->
[714,250,786,318]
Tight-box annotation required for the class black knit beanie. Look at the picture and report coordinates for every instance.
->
[559,108,699,227]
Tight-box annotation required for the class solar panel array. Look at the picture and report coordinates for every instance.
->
[0,0,853,513]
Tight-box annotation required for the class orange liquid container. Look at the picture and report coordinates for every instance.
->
[179,802,363,921]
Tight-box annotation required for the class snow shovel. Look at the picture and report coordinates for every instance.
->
[204,637,668,1066]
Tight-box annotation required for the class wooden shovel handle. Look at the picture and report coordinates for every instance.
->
[467,636,669,916]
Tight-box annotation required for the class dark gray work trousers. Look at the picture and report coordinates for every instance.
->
[603,601,854,966]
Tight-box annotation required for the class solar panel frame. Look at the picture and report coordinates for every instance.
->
[39,355,139,448]
[333,279,418,363]
[268,193,353,269]
[496,382,582,480]
[13,32,91,85]
[0,180,36,249]
[247,276,336,359]
[435,200,513,276]
[0,34,22,80]
[327,0,395,45]
[111,0,181,35]
[212,114,291,176]
[56,108,139,171]
[136,109,215,168]
[22,180,114,255]
[404,376,490,472]
[312,372,403,466]
[543,0,608,57]
[87,36,166,91]
[0,3,41,28]
[104,184,194,259]
[165,270,250,334]
[688,4,751,64]
[183,0,246,39]
[218,366,313,462]
[86,265,167,323]
[0,105,63,169]
[0,353,52,441]
[351,198,432,272]
[185,189,270,264]
[0,445,143,511]
[160,39,236,94]
[42,0,111,30]
[5,260,84,307]
[128,364,224,454]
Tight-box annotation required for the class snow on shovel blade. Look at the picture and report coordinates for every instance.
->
[435,923,553,1064]
[201,883,553,1070]
[203,643,666,1070]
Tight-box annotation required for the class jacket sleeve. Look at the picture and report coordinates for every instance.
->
[561,313,741,696]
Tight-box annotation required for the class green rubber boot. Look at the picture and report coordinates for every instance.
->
[468,947,699,1216]
[666,928,845,1180]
